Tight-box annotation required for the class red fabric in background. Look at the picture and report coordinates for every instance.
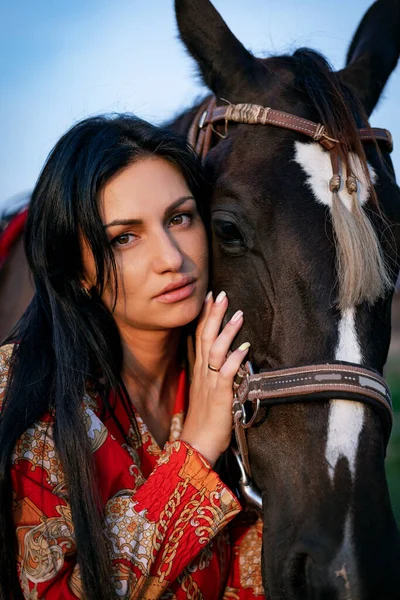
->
[0,207,28,266]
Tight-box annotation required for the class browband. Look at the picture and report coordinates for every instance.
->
[188,96,393,161]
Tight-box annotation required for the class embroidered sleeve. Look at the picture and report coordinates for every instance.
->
[6,375,241,599]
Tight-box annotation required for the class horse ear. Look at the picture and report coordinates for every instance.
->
[175,0,266,99]
[338,0,400,116]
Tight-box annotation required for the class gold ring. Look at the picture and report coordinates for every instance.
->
[208,364,220,372]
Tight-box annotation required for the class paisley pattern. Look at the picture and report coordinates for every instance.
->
[1,344,265,598]
[83,404,109,453]
[17,503,75,584]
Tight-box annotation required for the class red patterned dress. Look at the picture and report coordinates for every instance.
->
[0,344,264,599]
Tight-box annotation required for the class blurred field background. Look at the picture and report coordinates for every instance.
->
[386,295,400,524]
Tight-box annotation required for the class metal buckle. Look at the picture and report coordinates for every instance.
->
[198,110,208,129]
[241,398,261,429]
[230,447,262,512]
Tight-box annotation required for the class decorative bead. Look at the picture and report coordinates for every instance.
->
[329,174,341,192]
[346,175,358,194]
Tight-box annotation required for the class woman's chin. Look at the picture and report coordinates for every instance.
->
[157,296,203,328]
[117,295,205,331]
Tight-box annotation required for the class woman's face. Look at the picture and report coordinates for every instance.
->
[82,157,209,331]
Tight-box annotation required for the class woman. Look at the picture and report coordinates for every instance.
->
[0,115,263,599]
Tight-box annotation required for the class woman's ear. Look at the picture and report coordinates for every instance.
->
[81,284,92,298]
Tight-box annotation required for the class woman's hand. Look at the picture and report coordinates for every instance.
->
[181,291,250,467]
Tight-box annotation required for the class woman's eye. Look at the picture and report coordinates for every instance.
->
[212,220,245,246]
[169,213,192,228]
[111,233,136,247]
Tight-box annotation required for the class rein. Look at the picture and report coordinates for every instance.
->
[188,95,395,513]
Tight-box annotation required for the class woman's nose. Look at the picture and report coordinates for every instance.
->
[151,229,184,273]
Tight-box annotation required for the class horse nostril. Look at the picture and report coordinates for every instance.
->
[288,552,309,598]
[286,548,338,600]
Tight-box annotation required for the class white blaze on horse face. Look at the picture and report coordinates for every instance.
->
[335,308,363,364]
[293,141,376,210]
[327,308,365,480]
[325,310,362,595]
[293,142,368,481]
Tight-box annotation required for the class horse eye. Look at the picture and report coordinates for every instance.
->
[212,219,245,247]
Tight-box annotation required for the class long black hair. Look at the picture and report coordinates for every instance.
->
[0,114,207,600]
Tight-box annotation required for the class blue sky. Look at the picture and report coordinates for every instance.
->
[1,0,399,213]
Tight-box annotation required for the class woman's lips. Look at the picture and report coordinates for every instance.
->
[155,281,196,304]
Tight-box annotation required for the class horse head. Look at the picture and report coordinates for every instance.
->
[173,0,400,598]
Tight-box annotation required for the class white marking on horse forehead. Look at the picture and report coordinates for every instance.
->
[335,308,362,364]
[293,141,376,211]
[326,309,365,481]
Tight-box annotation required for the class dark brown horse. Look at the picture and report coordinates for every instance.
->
[168,0,400,598]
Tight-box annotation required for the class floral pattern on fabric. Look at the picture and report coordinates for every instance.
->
[0,344,265,599]
[223,513,264,598]
[238,520,264,594]
[105,493,156,574]
[12,421,65,489]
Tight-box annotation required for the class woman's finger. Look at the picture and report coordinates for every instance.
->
[195,292,213,359]
[218,342,251,381]
[207,310,244,371]
[200,290,228,362]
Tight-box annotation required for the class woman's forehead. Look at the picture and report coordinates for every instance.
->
[99,157,192,223]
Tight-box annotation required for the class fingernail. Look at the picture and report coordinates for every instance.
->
[215,290,226,304]
[230,310,243,323]
[238,342,251,352]
[205,291,213,302]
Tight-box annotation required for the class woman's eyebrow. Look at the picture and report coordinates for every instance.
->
[104,218,142,229]
[103,196,195,229]
[164,195,194,216]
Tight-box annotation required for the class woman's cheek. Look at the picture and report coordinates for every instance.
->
[118,248,147,281]
[101,253,144,312]
[188,226,209,265]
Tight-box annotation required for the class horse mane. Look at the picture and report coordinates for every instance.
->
[165,97,208,136]
[291,49,392,310]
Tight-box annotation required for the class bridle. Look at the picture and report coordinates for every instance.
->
[231,362,392,511]
[188,95,394,512]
